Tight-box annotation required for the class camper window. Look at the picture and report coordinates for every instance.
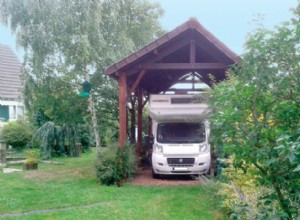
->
[157,122,205,144]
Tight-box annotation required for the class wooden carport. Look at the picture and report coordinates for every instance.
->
[105,18,240,156]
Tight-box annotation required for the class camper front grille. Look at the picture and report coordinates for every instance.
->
[168,164,193,168]
[167,158,195,165]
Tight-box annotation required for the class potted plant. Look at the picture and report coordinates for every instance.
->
[23,149,40,170]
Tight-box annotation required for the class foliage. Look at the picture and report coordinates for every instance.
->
[78,124,92,152]
[95,144,117,185]
[101,128,118,147]
[0,120,35,149]
[210,4,300,219]
[217,157,274,220]
[95,143,137,186]
[32,121,89,159]
[114,143,137,186]
[0,0,165,147]
[24,148,40,164]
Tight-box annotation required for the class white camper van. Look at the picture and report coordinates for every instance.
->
[148,94,211,178]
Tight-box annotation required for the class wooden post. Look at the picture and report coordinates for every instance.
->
[137,87,143,161]
[118,73,127,148]
[148,116,152,137]
[129,96,136,144]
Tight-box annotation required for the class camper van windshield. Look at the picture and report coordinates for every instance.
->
[157,122,205,144]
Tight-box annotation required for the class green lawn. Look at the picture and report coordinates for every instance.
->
[0,149,224,220]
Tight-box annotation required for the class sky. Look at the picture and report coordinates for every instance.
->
[152,0,298,55]
[0,0,298,61]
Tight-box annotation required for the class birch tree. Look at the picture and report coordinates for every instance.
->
[0,0,164,150]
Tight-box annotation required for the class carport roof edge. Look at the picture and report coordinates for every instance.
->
[105,17,240,78]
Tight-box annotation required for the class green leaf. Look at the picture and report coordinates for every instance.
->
[293,165,300,172]
[265,159,276,166]
[264,200,272,206]
[287,153,296,163]
[274,145,285,150]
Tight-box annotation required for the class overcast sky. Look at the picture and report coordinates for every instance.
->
[0,0,298,61]
[151,0,298,55]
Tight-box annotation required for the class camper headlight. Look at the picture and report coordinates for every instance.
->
[155,144,163,153]
[199,143,208,152]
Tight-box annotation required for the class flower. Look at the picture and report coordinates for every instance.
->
[226,138,233,143]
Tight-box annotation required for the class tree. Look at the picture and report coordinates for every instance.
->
[210,3,300,219]
[0,0,165,151]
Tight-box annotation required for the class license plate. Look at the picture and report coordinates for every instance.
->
[173,167,189,171]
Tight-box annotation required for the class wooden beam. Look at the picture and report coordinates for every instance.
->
[194,40,234,64]
[118,73,127,148]
[142,96,149,109]
[142,63,227,70]
[128,70,146,96]
[164,88,207,92]
[137,87,143,162]
[151,38,190,63]
[175,79,204,84]
[148,116,152,137]
[190,40,196,63]
[129,95,136,144]
[126,39,190,76]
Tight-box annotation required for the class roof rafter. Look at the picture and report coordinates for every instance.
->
[141,63,227,70]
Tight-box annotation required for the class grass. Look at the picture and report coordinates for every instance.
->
[0,149,224,220]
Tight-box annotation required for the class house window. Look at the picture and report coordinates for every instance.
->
[12,106,17,120]
[0,105,9,121]
[17,106,24,118]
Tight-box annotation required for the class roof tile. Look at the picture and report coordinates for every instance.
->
[0,44,23,100]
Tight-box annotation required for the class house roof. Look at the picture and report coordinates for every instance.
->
[105,18,240,94]
[0,44,23,101]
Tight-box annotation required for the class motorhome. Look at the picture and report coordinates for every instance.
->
[148,94,211,178]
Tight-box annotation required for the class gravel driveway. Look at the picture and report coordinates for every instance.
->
[130,167,200,186]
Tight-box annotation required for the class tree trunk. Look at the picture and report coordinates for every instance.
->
[89,93,101,152]
[85,70,101,153]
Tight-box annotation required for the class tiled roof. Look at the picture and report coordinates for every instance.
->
[0,44,22,100]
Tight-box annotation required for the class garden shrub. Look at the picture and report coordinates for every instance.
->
[217,157,272,220]
[101,128,118,147]
[210,8,300,217]
[0,120,35,149]
[115,143,137,186]
[95,144,117,185]
[95,143,137,186]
